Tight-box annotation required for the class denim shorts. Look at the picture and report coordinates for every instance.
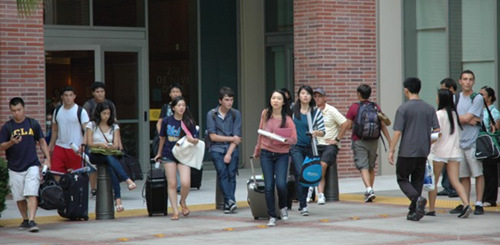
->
[161,157,179,164]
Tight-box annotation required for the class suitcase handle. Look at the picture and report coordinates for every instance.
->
[249,156,257,181]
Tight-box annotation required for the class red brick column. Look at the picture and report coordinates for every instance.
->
[0,1,46,159]
[0,1,45,128]
[294,0,377,178]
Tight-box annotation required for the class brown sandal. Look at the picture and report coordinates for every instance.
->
[180,204,190,216]
[171,213,179,220]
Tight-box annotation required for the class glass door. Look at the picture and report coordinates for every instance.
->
[103,52,140,157]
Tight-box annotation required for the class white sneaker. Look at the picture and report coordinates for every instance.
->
[280,208,289,221]
[300,207,309,216]
[317,193,325,205]
[306,187,314,203]
[267,217,277,226]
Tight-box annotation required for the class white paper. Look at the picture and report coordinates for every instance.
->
[258,129,287,143]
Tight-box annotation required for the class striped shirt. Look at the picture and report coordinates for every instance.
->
[293,108,325,146]
[317,103,347,146]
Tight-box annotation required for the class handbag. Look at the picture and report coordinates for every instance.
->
[475,101,500,160]
[172,121,205,170]
[38,171,65,210]
[423,160,435,192]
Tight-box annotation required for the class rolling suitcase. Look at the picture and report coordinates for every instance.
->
[190,166,203,189]
[58,145,89,221]
[145,161,168,216]
[247,156,280,220]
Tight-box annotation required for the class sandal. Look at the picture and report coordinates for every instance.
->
[115,204,125,212]
[180,203,190,216]
[171,213,179,220]
[128,183,137,191]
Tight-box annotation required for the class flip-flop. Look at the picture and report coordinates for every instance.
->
[115,204,125,212]
[171,213,179,220]
[180,204,190,216]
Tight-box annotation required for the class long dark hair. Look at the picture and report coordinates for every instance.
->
[94,101,115,127]
[292,85,315,119]
[170,96,196,130]
[481,86,496,104]
[437,88,462,134]
[265,90,292,128]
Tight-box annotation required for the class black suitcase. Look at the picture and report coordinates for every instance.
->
[145,162,168,216]
[57,172,89,221]
[57,145,90,221]
[190,166,203,189]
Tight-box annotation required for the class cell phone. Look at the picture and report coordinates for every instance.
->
[14,133,21,139]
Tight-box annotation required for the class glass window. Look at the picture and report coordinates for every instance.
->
[265,0,293,33]
[93,0,145,27]
[44,0,90,25]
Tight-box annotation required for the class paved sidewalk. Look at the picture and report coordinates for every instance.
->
[1,168,499,245]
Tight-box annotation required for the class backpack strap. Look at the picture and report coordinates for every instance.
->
[54,105,83,126]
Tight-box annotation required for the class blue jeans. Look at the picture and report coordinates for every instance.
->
[260,149,289,218]
[210,150,239,204]
[290,145,311,209]
[90,153,129,199]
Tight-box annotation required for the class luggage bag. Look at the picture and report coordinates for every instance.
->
[57,144,89,221]
[145,160,168,216]
[247,156,281,220]
[190,166,203,189]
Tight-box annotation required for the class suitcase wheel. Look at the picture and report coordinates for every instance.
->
[254,217,258,220]
[164,212,168,216]
[148,213,152,217]
[84,216,89,221]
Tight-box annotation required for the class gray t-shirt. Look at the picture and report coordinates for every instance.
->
[393,99,439,157]
[456,92,483,149]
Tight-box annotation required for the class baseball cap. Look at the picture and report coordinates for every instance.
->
[313,88,326,96]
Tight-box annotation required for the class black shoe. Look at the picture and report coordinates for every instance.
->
[19,220,29,230]
[448,191,458,198]
[437,190,449,196]
[424,211,436,216]
[224,200,237,214]
[449,204,463,214]
[406,212,418,221]
[414,197,427,221]
[458,205,472,218]
[474,206,484,215]
[28,220,39,232]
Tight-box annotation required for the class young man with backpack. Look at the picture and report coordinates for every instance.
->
[206,87,242,214]
[48,86,89,179]
[0,97,51,232]
[345,84,391,202]
[388,78,440,221]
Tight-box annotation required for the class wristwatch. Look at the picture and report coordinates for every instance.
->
[335,137,341,142]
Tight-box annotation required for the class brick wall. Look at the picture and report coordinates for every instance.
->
[294,0,377,178]
[0,1,46,155]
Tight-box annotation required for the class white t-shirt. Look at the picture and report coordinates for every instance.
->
[86,121,120,144]
[53,104,89,149]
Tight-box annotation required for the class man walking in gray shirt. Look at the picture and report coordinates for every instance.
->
[388,77,440,221]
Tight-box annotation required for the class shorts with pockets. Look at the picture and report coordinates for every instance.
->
[51,145,83,173]
[352,140,378,170]
[9,165,40,201]
[459,145,483,178]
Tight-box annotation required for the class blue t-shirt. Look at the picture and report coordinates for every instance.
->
[0,118,44,172]
[159,116,197,162]
[294,114,310,146]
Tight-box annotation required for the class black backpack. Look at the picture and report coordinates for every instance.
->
[353,102,381,140]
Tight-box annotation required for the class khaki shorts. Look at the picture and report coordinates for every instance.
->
[9,166,40,201]
[352,140,378,170]
[459,145,483,178]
